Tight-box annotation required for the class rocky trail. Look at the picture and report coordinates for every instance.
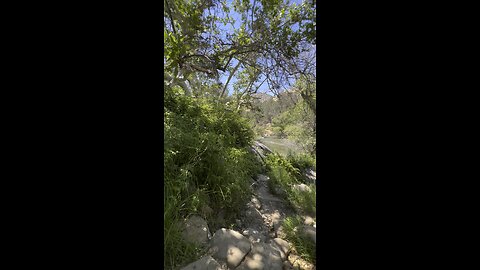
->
[180,170,316,270]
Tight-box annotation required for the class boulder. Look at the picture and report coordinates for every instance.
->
[242,228,267,243]
[236,242,283,270]
[180,255,222,270]
[208,229,251,269]
[282,260,294,270]
[304,169,316,185]
[303,216,315,226]
[182,215,211,246]
[292,184,312,193]
[300,226,316,244]
[269,238,292,260]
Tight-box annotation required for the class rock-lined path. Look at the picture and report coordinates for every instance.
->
[180,172,316,270]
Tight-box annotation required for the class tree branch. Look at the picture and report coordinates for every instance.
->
[220,60,242,98]
[164,0,177,34]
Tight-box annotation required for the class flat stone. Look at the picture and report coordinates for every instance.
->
[236,242,283,270]
[182,215,211,246]
[270,238,292,260]
[180,255,223,270]
[208,229,251,269]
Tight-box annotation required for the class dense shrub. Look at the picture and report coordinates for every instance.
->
[164,85,261,269]
[287,153,316,171]
[265,153,316,215]
[283,216,316,263]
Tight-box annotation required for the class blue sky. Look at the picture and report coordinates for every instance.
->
[214,0,310,96]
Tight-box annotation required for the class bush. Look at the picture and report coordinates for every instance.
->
[282,216,316,263]
[287,153,316,171]
[164,85,261,269]
[289,188,316,215]
[265,153,316,215]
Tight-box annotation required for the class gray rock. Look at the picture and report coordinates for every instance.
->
[275,228,285,238]
[243,207,264,226]
[242,228,267,243]
[292,184,312,193]
[250,146,266,164]
[208,229,251,269]
[254,141,273,154]
[274,223,287,239]
[251,196,262,209]
[236,242,283,270]
[282,260,294,270]
[256,174,270,182]
[182,215,211,246]
[300,226,316,244]
[269,238,292,260]
[304,169,316,185]
[180,255,223,270]
[303,216,315,226]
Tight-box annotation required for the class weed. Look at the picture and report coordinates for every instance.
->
[283,216,316,264]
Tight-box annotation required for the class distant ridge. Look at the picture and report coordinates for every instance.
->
[251,92,273,103]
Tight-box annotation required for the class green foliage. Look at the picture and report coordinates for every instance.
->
[265,152,316,262]
[266,153,301,178]
[268,92,315,154]
[287,152,316,172]
[164,0,316,97]
[164,85,261,269]
[265,153,316,215]
[282,216,316,263]
[289,187,316,215]
[163,1,316,267]
[164,189,205,269]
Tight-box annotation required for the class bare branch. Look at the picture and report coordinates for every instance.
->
[221,60,242,98]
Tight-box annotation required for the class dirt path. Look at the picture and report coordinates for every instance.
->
[180,146,316,270]
[238,174,295,243]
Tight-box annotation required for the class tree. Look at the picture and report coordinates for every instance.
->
[164,0,316,104]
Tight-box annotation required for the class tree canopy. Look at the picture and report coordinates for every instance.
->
[164,0,316,110]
